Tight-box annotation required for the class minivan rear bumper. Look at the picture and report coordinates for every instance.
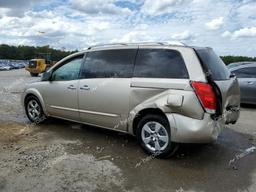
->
[167,113,225,143]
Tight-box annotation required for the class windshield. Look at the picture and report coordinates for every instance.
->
[29,60,37,68]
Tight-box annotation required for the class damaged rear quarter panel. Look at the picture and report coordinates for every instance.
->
[127,78,205,134]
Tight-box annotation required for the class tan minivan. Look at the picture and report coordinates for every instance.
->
[22,43,240,158]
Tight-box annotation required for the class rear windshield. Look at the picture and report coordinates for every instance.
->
[194,48,230,80]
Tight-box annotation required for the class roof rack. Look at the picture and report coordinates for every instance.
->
[87,41,186,50]
[87,43,128,50]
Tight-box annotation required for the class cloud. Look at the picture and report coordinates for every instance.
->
[141,0,188,16]
[0,0,42,16]
[206,17,224,30]
[171,30,192,40]
[222,31,232,38]
[0,0,256,56]
[235,1,256,26]
[0,0,35,8]
[223,27,256,39]
[70,0,132,15]
[117,31,152,42]
[0,8,9,17]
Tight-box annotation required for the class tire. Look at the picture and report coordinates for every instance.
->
[136,114,178,158]
[30,73,39,77]
[25,95,47,124]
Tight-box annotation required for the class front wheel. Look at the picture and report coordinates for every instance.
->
[25,95,47,123]
[136,114,178,158]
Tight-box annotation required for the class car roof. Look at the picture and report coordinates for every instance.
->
[228,61,256,67]
[67,42,213,57]
[52,42,209,71]
[88,42,188,49]
[229,63,256,71]
[73,42,203,54]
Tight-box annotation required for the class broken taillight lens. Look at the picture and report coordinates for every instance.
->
[191,81,217,114]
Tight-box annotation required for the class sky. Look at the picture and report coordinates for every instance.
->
[0,0,256,56]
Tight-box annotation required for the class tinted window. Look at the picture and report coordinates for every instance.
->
[81,49,136,78]
[51,56,83,81]
[195,48,230,80]
[133,49,189,79]
[233,67,256,78]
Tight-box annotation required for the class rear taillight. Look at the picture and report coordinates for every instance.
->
[191,81,217,114]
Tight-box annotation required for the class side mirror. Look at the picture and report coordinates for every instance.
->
[41,70,52,81]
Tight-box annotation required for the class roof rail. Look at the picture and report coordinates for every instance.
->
[87,43,128,50]
[87,41,186,50]
[163,41,187,46]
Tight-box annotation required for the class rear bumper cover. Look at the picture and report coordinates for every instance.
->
[167,113,225,143]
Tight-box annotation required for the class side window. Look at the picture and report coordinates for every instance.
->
[133,49,189,79]
[81,49,136,78]
[51,56,83,81]
[233,67,256,78]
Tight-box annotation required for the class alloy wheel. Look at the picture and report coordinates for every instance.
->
[141,121,169,153]
[27,99,41,121]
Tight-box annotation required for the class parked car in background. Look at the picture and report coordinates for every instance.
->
[0,64,11,71]
[229,62,256,105]
[227,62,256,69]
[22,43,240,158]
[0,60,27,71]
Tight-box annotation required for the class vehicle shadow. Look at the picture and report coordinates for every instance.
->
[36,118,256,192]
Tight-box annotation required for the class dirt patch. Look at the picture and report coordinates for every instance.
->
[0,122,125,192]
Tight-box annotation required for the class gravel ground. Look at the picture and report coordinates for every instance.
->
[0,69,255,192]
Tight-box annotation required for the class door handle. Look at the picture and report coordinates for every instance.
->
[67,85,76,90]
[247,81,254,85]
[80,85,90,91]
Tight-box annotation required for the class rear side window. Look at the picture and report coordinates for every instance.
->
[195,48,230,80]
[233,67,256,78]
[81,49,136,78]
[133,49,189,79]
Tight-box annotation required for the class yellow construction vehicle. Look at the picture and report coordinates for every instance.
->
[25,53,55,77]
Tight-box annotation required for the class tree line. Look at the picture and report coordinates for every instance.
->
[0,44,76,62]
[221,55,256,65]
[0,44,256,64]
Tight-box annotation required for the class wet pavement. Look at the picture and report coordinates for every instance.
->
[0,69,256,192]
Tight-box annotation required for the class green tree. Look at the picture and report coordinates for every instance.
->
[0,44,76,61]
[221,56,256,65]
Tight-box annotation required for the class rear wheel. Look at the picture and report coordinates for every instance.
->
[136,114,178,158]
[30,73,39,77]
[25,95,47,123]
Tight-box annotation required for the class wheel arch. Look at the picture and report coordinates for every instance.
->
[131,108,169,136]
[23,88,47,115]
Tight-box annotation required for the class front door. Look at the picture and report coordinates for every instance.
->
[42,54,84,121]
[78,48,137,131]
